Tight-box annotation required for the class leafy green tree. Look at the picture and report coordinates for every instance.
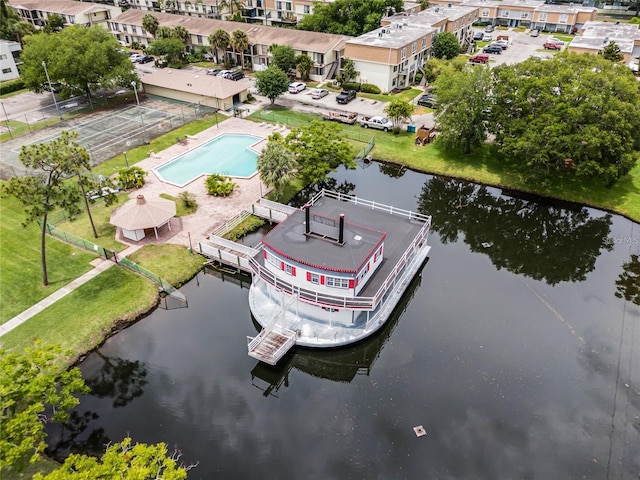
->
[0,0,36,44]
[0,342,89,473]
[147,36,186,65]
[434,63,492,154]
[230,29,249,68]
[20,26,137,103]
[255,64,290,104]
[432,31,461,60]
[340,57,359,83]
[257,141,298,199]
[490,53,640,185]
[297,0,403,36]
[208,29,230,65]
[219,0,245,17]
[615,254,640,305]
[384,98,414,130]
[3,131,91,286]
[206,174,237,196]
[270,44,296,72]
[285,120,355,185]
[600,40,624,62]
[33,437,192,479]
[43,14,64,34]
[142,13,160,38]
[296,53,313,80]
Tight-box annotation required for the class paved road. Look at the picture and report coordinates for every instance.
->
[471,27,564,66]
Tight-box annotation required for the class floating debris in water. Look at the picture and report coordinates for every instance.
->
[413,426,427,437]
[481,242,491,249]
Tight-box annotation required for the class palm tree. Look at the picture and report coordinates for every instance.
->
[0,0,36,45]
[173,25,191,45]
[219,0,245,18]
[156,26,173,39]
[142,13,159,38]
[230,29,249,69]
[208,29,230,65]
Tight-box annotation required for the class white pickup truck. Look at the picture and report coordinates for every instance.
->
[359,116,393,131]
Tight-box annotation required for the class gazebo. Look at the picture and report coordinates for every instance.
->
[110,194,176,241]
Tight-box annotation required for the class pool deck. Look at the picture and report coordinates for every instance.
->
[125,117,287,249]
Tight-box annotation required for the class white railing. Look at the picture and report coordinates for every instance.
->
[307,189,431,223]
[251,204,290,223]
[211,210,252,237]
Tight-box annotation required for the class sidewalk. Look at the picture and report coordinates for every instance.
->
[0,245,142,337]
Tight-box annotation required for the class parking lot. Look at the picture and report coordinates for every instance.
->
[470,27,565,66]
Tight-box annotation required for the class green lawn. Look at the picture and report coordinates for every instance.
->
[127,244,204,287]
[0,118,63,143]
[0,193,98,324]
[0,266,158,358]
[54,193,130,252]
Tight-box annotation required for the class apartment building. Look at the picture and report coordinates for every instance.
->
[0,40,22,82]
[345,5,477,92]
[120,0,316,26]
[8,0,122,29]
[432,0,597,33]
[569,21,640,63]
[110,9,347,81]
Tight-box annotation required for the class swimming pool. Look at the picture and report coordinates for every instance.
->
[153,134,262,187]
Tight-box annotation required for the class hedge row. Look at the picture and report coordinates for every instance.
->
[341,82,382,94]
[0,78,25,95]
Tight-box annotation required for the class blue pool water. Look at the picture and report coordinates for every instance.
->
[154,134,261,186]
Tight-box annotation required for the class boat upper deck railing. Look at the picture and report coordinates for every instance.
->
[249,216,431,311]
[307,189,431,224]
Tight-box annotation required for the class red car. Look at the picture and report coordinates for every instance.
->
[469,54,490,64]
[543,42,562,50]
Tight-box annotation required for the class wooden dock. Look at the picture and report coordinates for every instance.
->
[247,326,297,365]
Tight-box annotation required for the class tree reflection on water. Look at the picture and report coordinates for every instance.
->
[417,176,613,285]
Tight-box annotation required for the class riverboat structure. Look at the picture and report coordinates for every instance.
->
[200,190,432,365]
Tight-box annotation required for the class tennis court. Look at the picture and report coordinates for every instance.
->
[1,95,217,179]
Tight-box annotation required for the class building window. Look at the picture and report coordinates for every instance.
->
[285,2,292,11]
[538,12,547,21]
[411,42,416,54]
[0,54,6,60]
[310,273,319,284]
[501,10,510,17]
[284,264,296,276]
[482,8,489,17]
[400,47,406,60]
[304,5,310,13]
[521,12,529,19]
[276,1,282,9]
[559,14,568,23]
[422,37,426,49]
[122,24,128,32]
[68,15,75,24]
[197,34,202,44]
[326,276,350,289]
[132,26,137,33]
[2,68,12,74]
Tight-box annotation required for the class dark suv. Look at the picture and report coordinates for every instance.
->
[336,90,356,104]
[483,44,503,54]
[226,70,244,81]
[417,94,437,108]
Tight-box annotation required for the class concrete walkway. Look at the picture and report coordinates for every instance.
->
[0,245,142,337]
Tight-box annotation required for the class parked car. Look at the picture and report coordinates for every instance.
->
[206,68,221,76]
[216,70,231,77]
[336,90,356,104]
[482,33,493,42]
[483,44,503,54]
[485,24,494,33]
[543,42,562,50]
[494,39,509,49]
[417,94,437,108]
[311,88,329,99]
[359,116,393,131]
[136,55,154,64]
[548,37,565,45]
[530,29,540,37]
[473,31,484,41]
[228,70,244,81]
[288,82,306,93]
[129,53,144,62]
[469,54,490,64]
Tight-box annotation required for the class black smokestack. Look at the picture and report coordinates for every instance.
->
[339,214,344,244]
[305,205,310,234]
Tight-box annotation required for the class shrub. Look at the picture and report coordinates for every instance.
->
[342,81,361,92]
[205,174,237,197]
[360,83,381,94]
[116,166,147,190]
[0,78,25,95]
[178,191,197,212]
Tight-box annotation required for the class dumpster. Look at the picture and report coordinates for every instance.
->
[407,124,416,133]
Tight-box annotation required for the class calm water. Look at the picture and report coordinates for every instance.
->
[154,134,260,186]
[47,163,640,479]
